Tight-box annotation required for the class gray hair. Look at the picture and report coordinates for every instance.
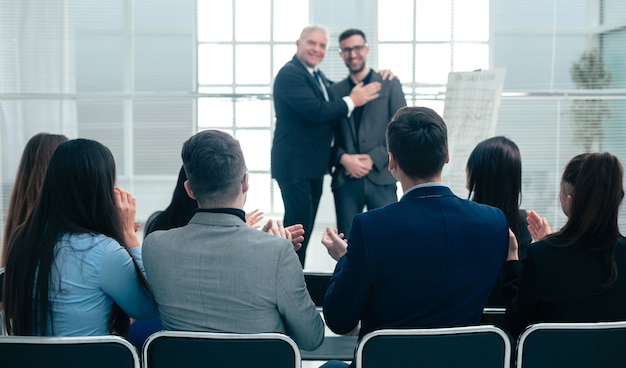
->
[299,25,329,40]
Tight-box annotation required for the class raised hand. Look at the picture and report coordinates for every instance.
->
[114,187,141,248]
[321,227,348,261]
[245,209,264,229]
[526,210,552,242]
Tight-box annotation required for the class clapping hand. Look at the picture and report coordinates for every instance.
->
[321,227,348,261]
[526,210,552,242]
[262,219,304,251]
[245,209,264,229]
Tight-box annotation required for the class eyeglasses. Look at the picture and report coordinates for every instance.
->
[339,44,368,55]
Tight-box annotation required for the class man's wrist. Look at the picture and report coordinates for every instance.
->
[343,96,355,117]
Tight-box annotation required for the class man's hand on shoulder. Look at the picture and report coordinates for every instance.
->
[378,69,398,81]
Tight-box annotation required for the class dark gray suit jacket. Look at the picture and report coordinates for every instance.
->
[329,71,406,190]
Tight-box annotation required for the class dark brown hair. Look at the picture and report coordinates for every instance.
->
[2,133,68,267]
[4,139,146,336]
[386,106,448,180]
[549,152,624,287]
[467,136,522,241]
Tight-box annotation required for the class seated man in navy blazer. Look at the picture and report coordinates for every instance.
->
[321,106,510,367]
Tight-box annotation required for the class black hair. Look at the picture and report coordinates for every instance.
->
[4,139,147,336]
[467,136,523,240]
[386,106,448,180]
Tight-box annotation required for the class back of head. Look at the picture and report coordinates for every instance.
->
[562,153,590,186]
[181,130,246,207]
[386,106,448,180]
[12,133,69,204]
[562,152,624,241]
[466,136,522,237]
[555,152,624,286]
[2,133,68,264]
[39,139,120,234]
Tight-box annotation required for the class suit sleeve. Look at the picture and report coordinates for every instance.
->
[273,65,349,124]
[275,242,325,350]
[366,78,407,171]
[328,84,349,168]
[505,247,541,337]
[323,216,371,334]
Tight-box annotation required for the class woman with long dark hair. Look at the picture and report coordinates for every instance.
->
[466,136,532,307]
[2,133,68,267]
[3,138,158,336]
[466,136,532,254]
[525,153,589,241]
[505,152,626,337]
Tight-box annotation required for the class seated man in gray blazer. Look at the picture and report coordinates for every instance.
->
[142,130,324,351]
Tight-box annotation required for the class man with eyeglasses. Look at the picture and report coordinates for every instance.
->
[329,29,407,238]
[271,25,386,267]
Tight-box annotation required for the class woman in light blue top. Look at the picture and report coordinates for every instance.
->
[3,138,159,336]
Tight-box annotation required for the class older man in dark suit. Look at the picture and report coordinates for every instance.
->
[271,25,381,267]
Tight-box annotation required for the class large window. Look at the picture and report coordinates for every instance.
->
[378,0,490,111]
[0,0,197,229]
[2,0,625,269]
[491,0,626,231]
[196,0,309,216]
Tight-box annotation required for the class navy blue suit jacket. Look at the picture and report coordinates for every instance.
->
[323,185,509,338]
[271,56,349,179]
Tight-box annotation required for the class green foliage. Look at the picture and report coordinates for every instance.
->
[570,49,611,89]
[570,49,611,152]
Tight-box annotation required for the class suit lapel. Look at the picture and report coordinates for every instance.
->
[349,71,382,145]
[359,72,382,125]
[291,56,327,101]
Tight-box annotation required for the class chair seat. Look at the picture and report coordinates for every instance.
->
[142,331,301,368]
[0,335,140,368]
[517,321,626,368]
[355,325,511,368]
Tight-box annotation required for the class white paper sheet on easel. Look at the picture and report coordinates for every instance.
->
[442,68,506,196]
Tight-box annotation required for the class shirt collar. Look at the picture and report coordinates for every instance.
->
[196,208,246,223]
[402,182,449,198]
[296,57,318,75]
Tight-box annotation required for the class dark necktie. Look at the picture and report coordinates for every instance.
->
[313,70,322,86]
[313,70,328,100]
